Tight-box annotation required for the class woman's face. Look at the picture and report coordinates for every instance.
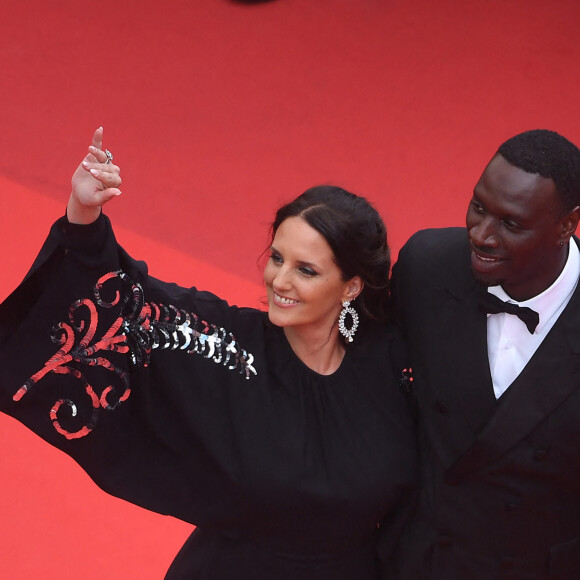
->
[264,216,360,334]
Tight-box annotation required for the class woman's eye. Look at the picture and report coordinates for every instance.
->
[270,252,283,263]
[299,266,317,277]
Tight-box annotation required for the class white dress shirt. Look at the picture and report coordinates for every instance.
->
[487,239,580,398]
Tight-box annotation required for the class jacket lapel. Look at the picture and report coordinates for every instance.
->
[448,281,580,478]
[427,271,499,467]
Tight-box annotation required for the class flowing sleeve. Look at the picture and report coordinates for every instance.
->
[0,213,263,526]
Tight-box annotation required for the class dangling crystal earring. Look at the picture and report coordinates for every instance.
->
[338,300,359,343]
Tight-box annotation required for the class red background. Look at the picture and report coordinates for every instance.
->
[1,0,580,577]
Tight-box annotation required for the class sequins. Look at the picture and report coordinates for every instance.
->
[13,270,257,439]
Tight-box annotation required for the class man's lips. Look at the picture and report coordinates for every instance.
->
[470,244,506,272]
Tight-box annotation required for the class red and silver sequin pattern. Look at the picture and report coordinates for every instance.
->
[13,270,257,439]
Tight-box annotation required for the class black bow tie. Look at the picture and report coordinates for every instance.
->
[478,292,540,334]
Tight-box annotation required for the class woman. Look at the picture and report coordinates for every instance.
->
[0,128,415,579]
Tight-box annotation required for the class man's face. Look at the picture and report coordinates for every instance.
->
[466,154,569,301]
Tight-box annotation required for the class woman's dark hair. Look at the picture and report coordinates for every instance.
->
[269,185,390,325]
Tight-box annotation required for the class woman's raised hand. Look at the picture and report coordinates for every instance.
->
[68,127,122,224]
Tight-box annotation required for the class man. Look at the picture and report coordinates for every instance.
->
[390,130,580,579]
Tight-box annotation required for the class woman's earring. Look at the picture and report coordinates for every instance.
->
[338,300,359,343]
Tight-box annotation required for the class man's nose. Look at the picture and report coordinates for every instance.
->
[470,217,499,248]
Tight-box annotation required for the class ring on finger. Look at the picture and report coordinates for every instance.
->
[104,149,114,164]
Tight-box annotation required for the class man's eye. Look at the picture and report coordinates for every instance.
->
[502,220,520,231]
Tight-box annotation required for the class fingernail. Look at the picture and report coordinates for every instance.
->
[82,161,89,167]
[90,169,100,176]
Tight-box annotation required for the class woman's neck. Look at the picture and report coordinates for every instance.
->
[283,325,345,375]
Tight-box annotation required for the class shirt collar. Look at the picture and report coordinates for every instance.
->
[488,238,580,333]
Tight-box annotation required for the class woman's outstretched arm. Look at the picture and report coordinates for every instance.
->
[67,126,122,224]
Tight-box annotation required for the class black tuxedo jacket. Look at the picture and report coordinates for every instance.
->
[387,227,580,580]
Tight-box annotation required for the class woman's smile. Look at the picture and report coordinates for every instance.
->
[263,216,355,334]
[272,292,300,307]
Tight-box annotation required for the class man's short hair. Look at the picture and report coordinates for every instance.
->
[498,129,580,212]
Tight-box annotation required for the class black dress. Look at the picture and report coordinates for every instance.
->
[0,214,416,579]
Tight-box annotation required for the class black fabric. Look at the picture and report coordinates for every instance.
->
[387,227,580,580]
[478,291,539,333]
[0,214,416,580]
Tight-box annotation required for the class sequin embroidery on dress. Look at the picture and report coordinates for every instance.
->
[12,270,257,440]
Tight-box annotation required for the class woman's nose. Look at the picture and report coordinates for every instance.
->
[273,266,291,289]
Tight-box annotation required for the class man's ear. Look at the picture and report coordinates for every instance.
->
[560,205,580,244]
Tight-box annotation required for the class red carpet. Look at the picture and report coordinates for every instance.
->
[1,0,580,577]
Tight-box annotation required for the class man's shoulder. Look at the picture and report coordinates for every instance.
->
[392,227,473,310]
[400,227,468,262]
[406,226,466,244]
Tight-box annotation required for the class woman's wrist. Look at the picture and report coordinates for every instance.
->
[66,193,102,225]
